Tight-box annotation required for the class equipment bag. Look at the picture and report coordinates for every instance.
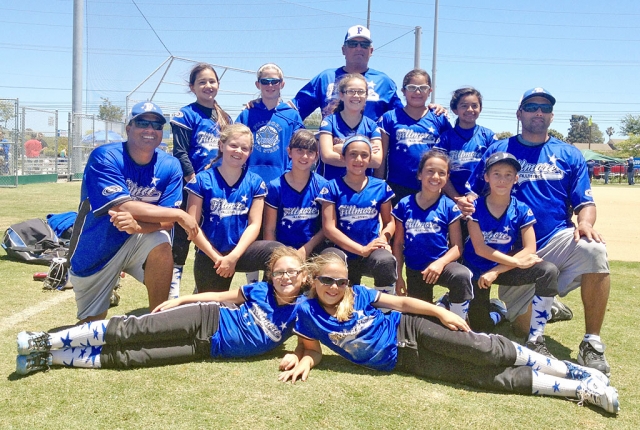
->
[2,219,68,265]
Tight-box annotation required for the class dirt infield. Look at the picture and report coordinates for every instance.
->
[589,185,640,262]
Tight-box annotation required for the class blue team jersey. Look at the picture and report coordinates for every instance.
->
[171,103,230,174]
[378,108,452,191]
[468,136,594,248]
[317,176,395,259]
[292,67,404,121]
[211,281,301,358]
[317,113,381,181]
[435,124,495,195]
[264,172,329,249]
[462,196,536,279]
[235,101,304,183]
[392,194,462,271]
[185,168,267,254]
[70,142,183,277]
[294,284,402,372]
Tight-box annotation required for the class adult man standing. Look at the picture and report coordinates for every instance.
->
[69,101,198,323]
[627,156,635,185]
[291,25,404,121]
[467,88,611,375]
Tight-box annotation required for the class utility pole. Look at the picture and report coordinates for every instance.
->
[431,0,439,103]
[414,26,422,69]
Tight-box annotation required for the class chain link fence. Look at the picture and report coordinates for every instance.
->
[0,98,19,187]
[70,114,126,180]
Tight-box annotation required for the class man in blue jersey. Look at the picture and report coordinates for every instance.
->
[69,102,199,323]
[291,25,404,121]
[466,88,611,375]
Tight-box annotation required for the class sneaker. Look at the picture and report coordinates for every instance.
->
[564,360,609,386]
[575,377,620,414]
[548,297,573,323]
[489,298,508,324]
[578,339,611,376]
[526,335,556,359]
[435,293,450,310]
[16,352,53,375]
[169,265,183,300]
[17,331,51,356]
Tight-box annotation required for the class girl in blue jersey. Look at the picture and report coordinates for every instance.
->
[264,129,329,259]
[277,253,619,415]
[317,135,396,298]
[170,63,232,298]
[435,87,495,201]
[318,74,382,181]
[185,124,282,293]
[236,63,304,184]
[463,153,559,356]
[16,247,308,374]
[392,150,473,319]
[376,69,452,204]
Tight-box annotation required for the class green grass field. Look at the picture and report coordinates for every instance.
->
[0,182,638,429]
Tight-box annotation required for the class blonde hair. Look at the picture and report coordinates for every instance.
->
[306,253,354,322]
[266,246,307,284]
[209,123,254,165]
[256,63,284,80]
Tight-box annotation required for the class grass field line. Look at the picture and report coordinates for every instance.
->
[0,291,72,333]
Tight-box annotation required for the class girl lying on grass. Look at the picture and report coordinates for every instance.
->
[16,247,306,374]
[278,253,620,415]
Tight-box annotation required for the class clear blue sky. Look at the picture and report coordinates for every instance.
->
[1,0,639,137]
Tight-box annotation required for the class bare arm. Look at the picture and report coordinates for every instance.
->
[421,219,462,285]
[373,132,389,179]
[392,218,407,296]
[376,293,470,331]
[111,200,198,238]
[278,337,323,383]
[186,193,223,263]
[319,133,345,167]
[368,137,383,169]
[263,204,278,241]
[575,205,604,243]
[152,288,244,313]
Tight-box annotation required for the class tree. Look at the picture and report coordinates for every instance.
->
[611,134,640,158]
[566,115,603,144]
[620,114,640,136]
[548,128,564,141]
[98,98,125,122]
[606,127,615,142]
[0,100,16,129]
[303,110,322,130]
[494,131,513,140]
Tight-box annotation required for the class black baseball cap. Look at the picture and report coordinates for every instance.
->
[485,152,521,173]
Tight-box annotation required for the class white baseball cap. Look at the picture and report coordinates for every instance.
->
[344,25,372,43]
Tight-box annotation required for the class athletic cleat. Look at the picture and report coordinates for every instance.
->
[435,293,450,310]
[489,298,508,324]
[17,331,51,356]
[564,360,609,386]
[575,377,619,414]
[548,297,573,323]
[578,339,611,377]
[526,335,556,359]
[16,352,53,375]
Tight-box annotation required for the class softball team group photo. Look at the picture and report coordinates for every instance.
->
[14,24,620,416]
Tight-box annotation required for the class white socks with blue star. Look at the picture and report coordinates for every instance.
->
[528,295,553,342]
[449,300,470,320]
[531,371,580,397]
[50,345,102,368]
[49,321,108,349]
[513,341,568,377]
[169,265,183,300]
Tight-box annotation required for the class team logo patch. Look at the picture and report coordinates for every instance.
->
[102,185,123,196]
[174,111,184,118]
[142,102,156,112]
[319,187,329,195]
[585,189,593,197]
[255,125,279,153]
[320,120,329,127]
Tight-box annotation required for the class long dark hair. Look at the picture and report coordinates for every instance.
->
[188,62,230,128]
[327,73,367,115]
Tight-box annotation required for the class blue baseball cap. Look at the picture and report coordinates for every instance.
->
[485,152,521,173]
[128,101,166,124]
[519,88,556,107]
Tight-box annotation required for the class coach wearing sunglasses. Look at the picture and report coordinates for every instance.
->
[291,25,403,122]
[465,88,612,377]
[69,101,198,323]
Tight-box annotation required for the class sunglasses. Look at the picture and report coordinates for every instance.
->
[342,89,367,96]
[272,269,301,278]
[315,275,349,288]
[259,78,282,86]
[404,84,431,93]
[520,103,553,114]
[133,119,164,131]
[345,40,371,49]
